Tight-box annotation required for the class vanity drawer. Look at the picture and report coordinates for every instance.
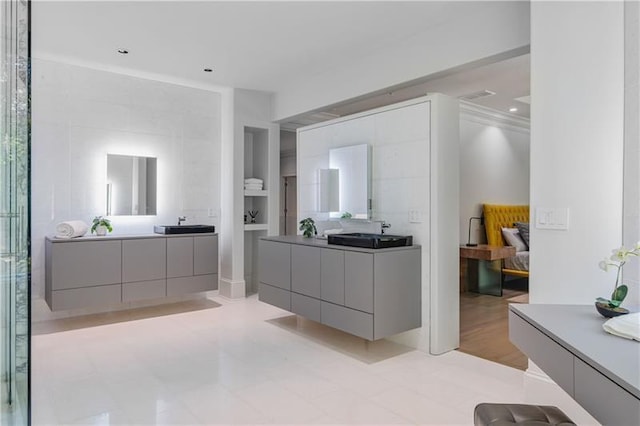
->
[259,282,291,311]
[51,284,121,311]
[574,358,640,426]
[509,311,575,395]
[321,301,373,340]
[167,274,217,296]
[123,279,166,302]
[291,292,321,322]
[50,240,122,290]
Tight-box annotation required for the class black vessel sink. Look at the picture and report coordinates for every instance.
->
[154,225,215,234]
[327,233,413,249]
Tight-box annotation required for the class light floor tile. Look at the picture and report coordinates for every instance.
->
[33,295,531,425]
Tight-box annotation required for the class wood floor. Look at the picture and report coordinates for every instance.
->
[458,288,528,371]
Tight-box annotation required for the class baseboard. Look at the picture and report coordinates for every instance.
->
[219,277,246,299]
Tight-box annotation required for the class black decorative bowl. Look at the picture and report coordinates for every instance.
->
[595,302,629,318]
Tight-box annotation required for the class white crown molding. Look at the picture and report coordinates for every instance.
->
[460,100,530,134]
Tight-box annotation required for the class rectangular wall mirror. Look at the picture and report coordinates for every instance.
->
[107,154,157,216]
[328,144,371,219]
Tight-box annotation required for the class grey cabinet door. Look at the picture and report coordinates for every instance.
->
[344,252,373,313]
[258,240,291,290]
[122,238,166,283]
[259,282,291,311]
[321,248,344,305]
[321,301,373,340]
[51,240,122,290]
[167,274,217,296]
[194,235,218,275]
[167,237,194,278]
[291,245,321,298]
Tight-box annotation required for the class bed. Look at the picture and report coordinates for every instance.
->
[482,203,530,281]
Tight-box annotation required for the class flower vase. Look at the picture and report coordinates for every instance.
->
[96,225,107,236]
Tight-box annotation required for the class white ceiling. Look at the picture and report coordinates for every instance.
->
[33,1,530,124]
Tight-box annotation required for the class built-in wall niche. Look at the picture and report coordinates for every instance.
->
[244,126,270,293]
[106,154,157,216]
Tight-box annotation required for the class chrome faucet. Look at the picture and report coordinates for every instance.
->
[178,216,186,225]
[380,221,391,234]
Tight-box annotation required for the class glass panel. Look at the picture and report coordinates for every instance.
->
[0,0,31,424]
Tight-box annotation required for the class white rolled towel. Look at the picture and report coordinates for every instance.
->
[244,178,263,184]
[55,220,89,239]
[603,312,640,341]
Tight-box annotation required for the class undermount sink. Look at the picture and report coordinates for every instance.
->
[327,233,413,249]
[154,224,215,234]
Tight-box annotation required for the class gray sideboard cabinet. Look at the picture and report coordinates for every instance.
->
[258,236,422,340]
[45,233,219,311]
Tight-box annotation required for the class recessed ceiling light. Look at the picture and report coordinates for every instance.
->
[509,107,518,112]
[117,48,129,55]
[204,68,213,73]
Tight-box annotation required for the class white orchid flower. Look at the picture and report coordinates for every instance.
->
[599,259,611,272]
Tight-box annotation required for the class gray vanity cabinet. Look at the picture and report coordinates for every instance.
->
[258,236,422,341]
[258,240,291,290]
[46,240,122,310]
[123,239,166,282]
[344,252,373,313]
[167,237,194,278]
[167,235,218,296]
[122,239,167,302]
[48,240,122,290]
[291,245,321,298]
[46,233,218,311]
[194,235,218,275]
[320,248,344,305]
[258,240,291,311]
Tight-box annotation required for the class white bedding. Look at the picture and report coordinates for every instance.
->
[504,251,529,271]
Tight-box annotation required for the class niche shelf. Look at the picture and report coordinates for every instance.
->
[244,189,268,197]
[244,223,268,231]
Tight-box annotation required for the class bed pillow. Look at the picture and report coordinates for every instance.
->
[501,227,528,252]
[514,222,530,249]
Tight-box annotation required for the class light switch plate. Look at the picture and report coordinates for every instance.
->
[536,207,569,230]
[409,210,423,223]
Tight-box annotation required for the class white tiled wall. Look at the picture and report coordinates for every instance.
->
[624,0,640,306]
[31,58,222,299]
[297,101,430,238]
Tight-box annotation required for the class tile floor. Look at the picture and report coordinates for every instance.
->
[32,295,529,425]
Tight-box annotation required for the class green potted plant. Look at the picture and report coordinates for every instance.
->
[596,243,640,317]
[299,217,317,238]
[91,216,113,236]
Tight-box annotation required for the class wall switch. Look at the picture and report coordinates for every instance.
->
[208,208,218,218]
[535,207,569,230]
[409,210,423,223]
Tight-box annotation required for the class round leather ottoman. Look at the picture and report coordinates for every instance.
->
[474,403,576,426]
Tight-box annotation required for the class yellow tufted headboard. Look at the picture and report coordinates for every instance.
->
[483,204,530,247]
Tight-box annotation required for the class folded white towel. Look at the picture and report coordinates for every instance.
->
[603,312,640,341]
[244,178,263,184]
[244,184,263,190]
[55,220,89,239]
